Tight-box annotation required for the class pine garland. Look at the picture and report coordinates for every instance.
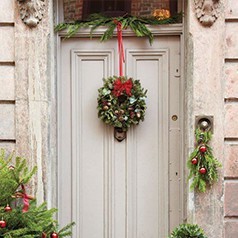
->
[187,129,222,193]
[0,149,74,237]
[55,13,182,44]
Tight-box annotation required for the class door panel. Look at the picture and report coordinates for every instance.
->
[126,49,169,238]
[58,36,182,238]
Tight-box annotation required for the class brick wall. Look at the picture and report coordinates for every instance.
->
[63,0,83,22]
[224,1,238,237]
[63,0,170,21]
[131,0,170,17]
[0,0,15,154]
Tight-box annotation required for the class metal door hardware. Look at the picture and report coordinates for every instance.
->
[195,116,213,132]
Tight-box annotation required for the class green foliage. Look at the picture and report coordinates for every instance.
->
[55,13,182,44]
[97,76,147,131]
[187,129,222,192]
[0,149,74,237]
[169,223,207,238]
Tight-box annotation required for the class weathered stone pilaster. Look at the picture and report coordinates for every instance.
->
[185,1,224,237]
[15,0,56,206]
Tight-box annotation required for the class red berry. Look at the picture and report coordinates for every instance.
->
[51,232,59,238]
[199,167,207,174]
[4,205,12,212]
[191,157,198,165]
[0,220,7,228]
[199,145,207,153]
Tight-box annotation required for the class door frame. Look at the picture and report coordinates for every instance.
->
[54,0,186,233]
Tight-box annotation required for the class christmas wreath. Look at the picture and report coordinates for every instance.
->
[97,76,147,131]
[187,129,222,192]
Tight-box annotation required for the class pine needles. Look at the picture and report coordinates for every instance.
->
[187,129,222,192]
[0,149,74,237]
[55,13,183,44]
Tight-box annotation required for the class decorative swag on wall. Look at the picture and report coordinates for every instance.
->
[55,12,182,43]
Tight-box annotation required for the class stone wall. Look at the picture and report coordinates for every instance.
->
[1,0,238,237]
[223,0,238,237]
[16,0,56,205]
[186,1,238,238]
[0,0,57,206]
[0,0,15,154]
[186,1,224,237]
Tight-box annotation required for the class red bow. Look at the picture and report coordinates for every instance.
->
[113,78,133,97]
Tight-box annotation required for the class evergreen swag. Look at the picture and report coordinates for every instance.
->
[187,129,222,192]
[55,13,182,44]
[169,223,207,238]
[97,76,147,131]
[0,149,74,237]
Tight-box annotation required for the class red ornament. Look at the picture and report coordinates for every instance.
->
[191,157,198,165]
[4,205,12,212]
[0,220,7,228]
[199,167,207,174]
[199,145,207,153]
[51,232,59,238]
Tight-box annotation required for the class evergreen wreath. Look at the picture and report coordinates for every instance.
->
[55,13,182,44]
[187,129,222,192]
[97,76,147,131]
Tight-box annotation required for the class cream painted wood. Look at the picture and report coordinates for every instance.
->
[59,35,183,238]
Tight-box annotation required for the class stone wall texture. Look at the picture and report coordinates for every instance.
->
[186,1,224,237]
[1,0,238,238]
[0,0,15,154]
[0,0,57,206]
[187,1,238,237]
[223,0,238,237]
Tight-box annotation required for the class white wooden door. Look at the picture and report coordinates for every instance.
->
[58,31,183,238]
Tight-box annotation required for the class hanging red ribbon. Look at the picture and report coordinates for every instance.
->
[12,185,34,212]
[21,184,30,213]
[113,78,133,97]
[114,19,125,76]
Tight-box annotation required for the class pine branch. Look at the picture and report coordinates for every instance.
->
[187,129,222,192]
[0,150,74,237]
[55,13,182,43]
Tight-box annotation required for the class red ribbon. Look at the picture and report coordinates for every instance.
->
[113,78,133,97]
[21,184,30,213]
[114,20,125,76]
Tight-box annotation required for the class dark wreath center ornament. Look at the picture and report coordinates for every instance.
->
[97,76,147,136]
